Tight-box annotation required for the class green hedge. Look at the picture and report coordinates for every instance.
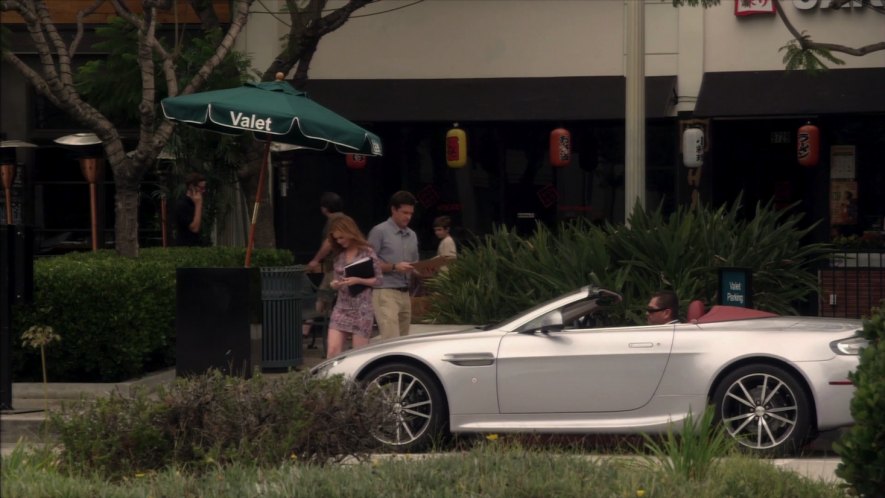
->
[12,247,294,382]
[835,306,885,496]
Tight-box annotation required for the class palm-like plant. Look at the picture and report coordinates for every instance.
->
[426,197,829,325]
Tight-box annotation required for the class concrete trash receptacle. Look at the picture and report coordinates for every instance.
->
[176,267,261,378]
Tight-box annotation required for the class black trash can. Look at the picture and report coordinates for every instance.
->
[260,265,311,369]
[175,267,262,378]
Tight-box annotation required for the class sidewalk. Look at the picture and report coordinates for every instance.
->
[0,324,845,484]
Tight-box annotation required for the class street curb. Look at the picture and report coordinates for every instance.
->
[11,368,176,400]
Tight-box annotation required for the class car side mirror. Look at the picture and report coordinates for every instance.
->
[538,310,564,333]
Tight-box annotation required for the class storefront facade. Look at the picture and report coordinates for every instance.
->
[2,0,883,259]
[249,0,885,256]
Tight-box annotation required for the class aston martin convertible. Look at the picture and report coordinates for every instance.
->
[311,286,865,454]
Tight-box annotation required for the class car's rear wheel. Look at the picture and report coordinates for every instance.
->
[712,364,812,454]
[363,362,448,452]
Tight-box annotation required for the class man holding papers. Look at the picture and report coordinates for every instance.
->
[368,190,420,340]
[326,215,382,358]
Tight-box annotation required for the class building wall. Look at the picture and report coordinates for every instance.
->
[240,1,884,83]
[243,0,675,79]
[703,1,885,71]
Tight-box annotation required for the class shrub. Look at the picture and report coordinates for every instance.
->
[633,406,735,482]
[12,247,293,382]
[427,197,828,325]
[46,370,386,479]
[835,306,885,497]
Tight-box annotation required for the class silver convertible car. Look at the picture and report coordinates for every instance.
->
[312,286,865,454]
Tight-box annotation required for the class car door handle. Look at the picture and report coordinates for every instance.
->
[628,342,655,348]
[442,353,495,366]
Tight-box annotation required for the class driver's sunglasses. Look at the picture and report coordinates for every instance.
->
[646,307,666,314]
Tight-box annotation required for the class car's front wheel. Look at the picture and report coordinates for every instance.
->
[363,362,449,452]
[712,364,812,454]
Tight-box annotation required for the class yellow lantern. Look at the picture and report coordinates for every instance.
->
[446,123,467,168]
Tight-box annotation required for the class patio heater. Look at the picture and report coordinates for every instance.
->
[132,147,176,247]
[54,133,104,252]
[1,140,37,225]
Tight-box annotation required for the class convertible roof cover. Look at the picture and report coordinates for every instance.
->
[696,305,778,324]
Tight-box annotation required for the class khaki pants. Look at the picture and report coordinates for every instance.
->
[372,288,411,340]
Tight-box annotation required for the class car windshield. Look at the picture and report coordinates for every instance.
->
[479,286,621,330]
[480,287,591,331]
[518,292,619,332]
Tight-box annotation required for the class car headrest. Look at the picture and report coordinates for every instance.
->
[686,300,706,323]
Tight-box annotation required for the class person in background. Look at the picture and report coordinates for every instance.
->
[326,215,381,358]
[646,290,680,325]
[368,190,419,340]
[304,192,344,339]
[433,215,457,259]
[175,173,206,247]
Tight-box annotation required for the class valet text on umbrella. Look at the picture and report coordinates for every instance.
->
[231,112,272,131]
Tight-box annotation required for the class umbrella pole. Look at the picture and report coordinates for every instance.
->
[244,140,271,267]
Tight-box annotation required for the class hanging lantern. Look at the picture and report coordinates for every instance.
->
[549,127,571,167]
[797,122,819,167]
[346,153,366,169]
[682,127,705,168]
[446,123,467,168]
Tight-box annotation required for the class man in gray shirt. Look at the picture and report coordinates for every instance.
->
[368,190,419,339]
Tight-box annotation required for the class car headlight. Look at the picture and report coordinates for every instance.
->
[830,336,869,355]
[310,356,346,377]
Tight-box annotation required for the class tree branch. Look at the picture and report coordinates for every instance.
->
[177,0,256,96]
[261,0,374,83]
[774,0,885,59]
[0,51,63,108]
[138,6,159,149]
[72,0,107,56]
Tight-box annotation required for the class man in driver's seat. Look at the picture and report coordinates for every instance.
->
[647,290,680,325]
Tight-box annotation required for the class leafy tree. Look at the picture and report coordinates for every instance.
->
[2,0,381,254]
[191,0,377,249]
[75,18,254,244]
[673,0,885,70]
[0,0,256,257]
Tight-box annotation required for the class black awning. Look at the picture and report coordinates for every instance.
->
[694,68,885,117]
[301,76,676,122]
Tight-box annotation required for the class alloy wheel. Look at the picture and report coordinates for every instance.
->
[368,370,435,447]
[719,371,801,450]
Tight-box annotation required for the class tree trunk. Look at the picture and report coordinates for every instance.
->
[114,186,141,257]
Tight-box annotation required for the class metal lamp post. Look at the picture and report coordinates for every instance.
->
[1,139,37,410]
[54,133,104,252]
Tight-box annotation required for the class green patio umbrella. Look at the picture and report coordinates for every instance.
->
[161,74,382,266]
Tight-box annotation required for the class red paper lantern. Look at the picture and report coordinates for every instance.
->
[346,153,366,169]
[446,124,467,168]
[549,128,571,167]
[797,122,819,167]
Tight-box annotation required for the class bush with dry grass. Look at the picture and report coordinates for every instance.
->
[46,370,386,479]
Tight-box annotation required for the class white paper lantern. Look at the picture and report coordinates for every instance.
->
[682,127,705,168]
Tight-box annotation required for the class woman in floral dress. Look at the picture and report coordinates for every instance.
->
[326,215,382,358]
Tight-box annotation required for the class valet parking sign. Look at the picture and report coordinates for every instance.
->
[719,268,753,308]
